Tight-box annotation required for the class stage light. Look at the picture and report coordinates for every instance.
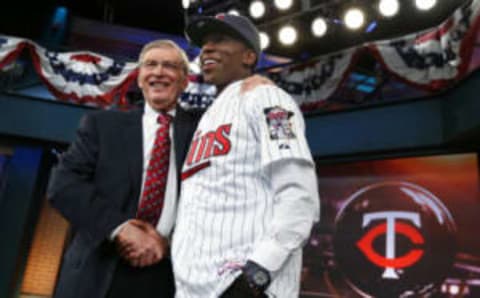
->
[182,0,190,9]
[260,32,270,49]
[379,0,399,17]
[274,0,293,11]
[441,284,448,293]
[311,17,327,37]
[278,25,297,46]
[228,9,240,16]
[415,0,437,11]
[449,284,460,295]
[250,1,266,19]
[344,8,365,30]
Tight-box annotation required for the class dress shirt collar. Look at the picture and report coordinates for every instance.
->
[144,101,176,121]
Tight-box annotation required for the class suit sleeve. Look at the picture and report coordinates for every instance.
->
[245,85,320,272]
[47,113,129,243]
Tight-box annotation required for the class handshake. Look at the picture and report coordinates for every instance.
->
[114,219,168,268]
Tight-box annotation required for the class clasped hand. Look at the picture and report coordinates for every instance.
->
[115,219,168,268]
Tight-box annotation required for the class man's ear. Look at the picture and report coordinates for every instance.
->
[242,49,257,68]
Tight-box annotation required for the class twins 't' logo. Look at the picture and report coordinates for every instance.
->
[356,211,425,279]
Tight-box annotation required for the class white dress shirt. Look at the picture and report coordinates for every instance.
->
[111,102,178,239]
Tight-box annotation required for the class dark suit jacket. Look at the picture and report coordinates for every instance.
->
[47,106,200,298]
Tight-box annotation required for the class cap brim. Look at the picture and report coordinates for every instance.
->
[186,17,255,52]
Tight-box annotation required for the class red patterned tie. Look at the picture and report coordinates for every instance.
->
[137,113,172,226]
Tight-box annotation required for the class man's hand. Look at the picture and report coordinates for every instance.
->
[240,74,273,94]
[114,219,169,267]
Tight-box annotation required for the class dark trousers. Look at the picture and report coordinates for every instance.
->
[106,258,175,298]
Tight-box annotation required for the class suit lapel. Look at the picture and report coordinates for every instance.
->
[123,109,143,201]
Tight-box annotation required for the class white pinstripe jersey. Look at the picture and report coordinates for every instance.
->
[172,80,317,298]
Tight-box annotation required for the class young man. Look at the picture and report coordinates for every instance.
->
[172,14,320,298]
[48,40,200,298]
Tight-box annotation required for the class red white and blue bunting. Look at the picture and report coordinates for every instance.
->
[1,36,139,106]
[268,49,357,111]
[1,0,480,111]
[29,42,138,106]
[181,75,216,110]
[369,0,480,91]
[0,36,28,69]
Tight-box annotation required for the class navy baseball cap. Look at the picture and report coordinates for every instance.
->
[186,13,261,59]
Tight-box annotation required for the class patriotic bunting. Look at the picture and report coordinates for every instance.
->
[0,35,29,69]
[29,42,138,106]
[370,0,480,91]
[1,0,480,111]
[180,75,216,110]
[268,49,356,111]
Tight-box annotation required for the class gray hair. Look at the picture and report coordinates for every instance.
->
[138,39,189,75]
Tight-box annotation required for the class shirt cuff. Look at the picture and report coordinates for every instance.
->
[109,221,128,241]
[249,238,291,272]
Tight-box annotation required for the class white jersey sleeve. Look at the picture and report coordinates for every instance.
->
[244,85,320,272]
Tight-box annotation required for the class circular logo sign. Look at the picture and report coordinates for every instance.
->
[334,181,456,297]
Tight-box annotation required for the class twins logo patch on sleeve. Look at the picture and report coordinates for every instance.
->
[264,106,296,140]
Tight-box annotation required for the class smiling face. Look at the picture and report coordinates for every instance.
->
[200,33,256,91]
[137,46,188,112]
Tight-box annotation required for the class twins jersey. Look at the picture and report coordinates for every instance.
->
[172,80,319,298]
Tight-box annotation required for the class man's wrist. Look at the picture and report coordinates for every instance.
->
[110,221,129,241]
[242,260,271,293]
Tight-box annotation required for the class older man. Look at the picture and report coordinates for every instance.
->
[48,40,199,298]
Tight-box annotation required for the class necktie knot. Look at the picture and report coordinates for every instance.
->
[157,113,172,126]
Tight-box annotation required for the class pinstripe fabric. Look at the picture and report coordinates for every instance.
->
[172,80,316,298]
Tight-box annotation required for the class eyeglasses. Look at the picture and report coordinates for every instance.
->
[140,59,185,73]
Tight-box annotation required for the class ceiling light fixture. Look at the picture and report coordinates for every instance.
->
[249,1,266,19]
[311,17,328,37]
[278,25,298,46]
[379,0,399,17]
[260,32,270,49]
[274,0,293,11]
[344,8,365,30]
